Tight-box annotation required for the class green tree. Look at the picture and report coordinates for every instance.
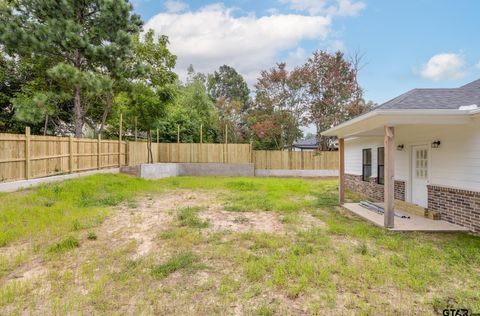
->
[133,30,177,87]
[303,51,363,150]
[0,0,142,137]
[252,63,308,149]
[207,65,250,108]
[0,48,31,133]
[0,45,72,134]
[125,83,176,162]
[207,65,250,142]
[160,77,219,143]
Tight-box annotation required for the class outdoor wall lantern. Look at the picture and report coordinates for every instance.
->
[431,140,441,148]
[396,144,404,151]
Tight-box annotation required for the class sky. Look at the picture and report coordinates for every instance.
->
[132,0,480,106]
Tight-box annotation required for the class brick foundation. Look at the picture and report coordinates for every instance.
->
[345,174,405,201]
[428,185,480,233]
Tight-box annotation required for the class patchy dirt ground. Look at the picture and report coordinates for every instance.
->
[200,210,284,233]
[2,177,478,316]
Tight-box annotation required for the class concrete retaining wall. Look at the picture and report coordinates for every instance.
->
[121,163,255,179]
[0,168,120,193]
[178,163,254,177]
[255,169,338,177]
[140,163,179,179]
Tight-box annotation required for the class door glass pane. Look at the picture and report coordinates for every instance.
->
[415,149,428,179]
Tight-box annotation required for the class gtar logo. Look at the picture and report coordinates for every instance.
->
[443,309,469,316]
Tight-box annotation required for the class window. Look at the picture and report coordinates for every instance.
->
[362,148,372,181]
[377,147,384,185]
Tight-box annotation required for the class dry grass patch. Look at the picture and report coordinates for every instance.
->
[200,210,284,233]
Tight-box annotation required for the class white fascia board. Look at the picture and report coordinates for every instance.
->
[322,109,475,138]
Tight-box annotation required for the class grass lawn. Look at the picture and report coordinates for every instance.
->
[0,174,479,315]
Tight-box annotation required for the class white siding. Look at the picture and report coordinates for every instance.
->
[395,121,480,192]
[345,137,383,176]
[344,119,480,201]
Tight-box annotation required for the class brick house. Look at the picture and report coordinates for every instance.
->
[322,79,480,232]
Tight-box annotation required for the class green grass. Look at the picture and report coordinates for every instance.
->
[177,207,209,228]
[0,174,162,247]
[151,251,202,278]
[48,236,80,253]
[0,174,479,314]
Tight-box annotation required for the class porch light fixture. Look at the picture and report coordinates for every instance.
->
[431,140,441,148]
[396,144,404,151]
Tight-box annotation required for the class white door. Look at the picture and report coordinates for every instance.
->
[411,145,429,207]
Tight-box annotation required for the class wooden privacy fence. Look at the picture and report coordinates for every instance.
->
[253,150,338,170]
[0,130,338,183]
[128,142,252,166]
[0,129,127,183]
[127,143,338,170]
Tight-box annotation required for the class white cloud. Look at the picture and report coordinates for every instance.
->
[164,0,189,13]
[419,53,467,81]
[476,60,480,69]
[286,47,308,67]
[327,39,345,52]
[336,0,366,16]
[144,4,331,85]
[279,0,366,16]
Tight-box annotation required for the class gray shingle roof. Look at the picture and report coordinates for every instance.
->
[377,79,480,110]
[292,136,318,149]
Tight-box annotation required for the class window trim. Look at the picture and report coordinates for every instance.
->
[377,147,384,185]
[362,148,372,182]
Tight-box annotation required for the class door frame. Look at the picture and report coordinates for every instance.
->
[409,143,431,207]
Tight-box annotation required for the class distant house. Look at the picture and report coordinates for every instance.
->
[322,79,480,232]
[290,136,318,151]
[287,136,338,151]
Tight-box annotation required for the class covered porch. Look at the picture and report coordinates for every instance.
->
[342,203,469,232]
[324,109,474,231]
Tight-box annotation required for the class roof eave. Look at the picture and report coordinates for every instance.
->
[321,109,476,138]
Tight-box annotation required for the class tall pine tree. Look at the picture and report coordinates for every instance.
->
[0,0,142,136]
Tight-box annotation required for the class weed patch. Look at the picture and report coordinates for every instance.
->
[177,207,209,228]
[48,236,80,253]
[87,232,97,240]
[151,251,202,278]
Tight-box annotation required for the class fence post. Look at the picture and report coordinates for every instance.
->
[118,113,123,167]
[69,135,74,173]
[97,134,101,170]
[176,125,180,162]
[24,126,30,179]
[126,140,130,166]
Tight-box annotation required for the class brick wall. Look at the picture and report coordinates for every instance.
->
[345,174,405,201]
[428,185,480,233]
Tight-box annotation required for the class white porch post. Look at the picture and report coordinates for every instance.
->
[384,126,395,228]
[338,138,345,205]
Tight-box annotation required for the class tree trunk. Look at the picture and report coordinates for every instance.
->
[98,93,111,136]
[73,85,83,137]
[147,131,153,164]
[43,113,49,136]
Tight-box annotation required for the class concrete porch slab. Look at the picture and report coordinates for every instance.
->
[343,203,470,232]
